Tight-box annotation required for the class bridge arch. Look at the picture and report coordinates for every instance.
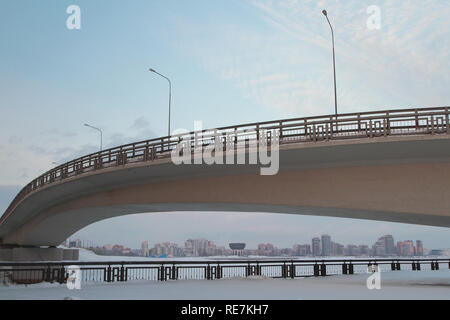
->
[1,107,450,247]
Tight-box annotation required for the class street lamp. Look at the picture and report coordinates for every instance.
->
[322,9,338,117]
[84,123,103,151]
[149,68,172,138]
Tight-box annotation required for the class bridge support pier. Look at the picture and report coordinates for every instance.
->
[0,247,78,262]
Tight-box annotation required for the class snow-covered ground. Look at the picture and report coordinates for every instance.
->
[0,269,449,300]
[1,249,449,300]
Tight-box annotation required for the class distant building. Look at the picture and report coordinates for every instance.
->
[258,243,275,256]
[68,239,82,248]
[68,240,77,248]
[429,249,448,256]
[357,245,369,256]
[416,240,423,256]
[141,241,149,257]
[312,238,321,256]
[397,240,415,256]
[331,242,344,256]
[229,243,246,256]
[184,238,209,256]
[293,244,311,256]
[372,235,396,256]
[346,244,359,256]
[321,235,332,256]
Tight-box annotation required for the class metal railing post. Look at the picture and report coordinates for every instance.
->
[445,107,449,134]
[160,265,165,281]
[342,263,348,274]
[313,264,319,277]
[279,121,283,140]
[106,265,112,282]
[216,264,221,279]
[171,264,176,280]
[321,263,327,276]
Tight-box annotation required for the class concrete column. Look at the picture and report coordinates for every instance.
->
[12,247,64,262]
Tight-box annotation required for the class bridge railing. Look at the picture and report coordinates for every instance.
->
[1,106,449,225]
[0,257,448,284]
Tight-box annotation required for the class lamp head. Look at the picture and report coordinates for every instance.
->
[322,10,327,16]
[149,68,156,73]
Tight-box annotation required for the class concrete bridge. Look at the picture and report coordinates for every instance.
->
[1,107,450,261]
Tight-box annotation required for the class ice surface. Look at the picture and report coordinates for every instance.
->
[1,249,449,300]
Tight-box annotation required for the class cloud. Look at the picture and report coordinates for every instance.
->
[0,185,22,214]
[0,116,157,185]
[173,0,449,117]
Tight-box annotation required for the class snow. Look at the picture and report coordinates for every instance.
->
[0,269,449,300]
[1,249,449,299]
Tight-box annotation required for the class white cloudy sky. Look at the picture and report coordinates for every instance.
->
[0,0,449,249]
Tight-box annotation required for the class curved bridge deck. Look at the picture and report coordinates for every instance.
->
[1,106,450,247]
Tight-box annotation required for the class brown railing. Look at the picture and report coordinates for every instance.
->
[1,106,449,226]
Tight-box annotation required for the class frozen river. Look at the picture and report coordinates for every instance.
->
[1,269,449,300]
[1,249,449,300]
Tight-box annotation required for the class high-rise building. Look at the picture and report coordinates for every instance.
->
[321,235,332,256]
[183,239,220,256]
[184,238,209,256]
[396,240,415,256]
[257,243,275,256]
[346,244,359,256]
[416,240,423,256]
[312,238,321,256]
[292,244,311,256]
[141,241,149,257]
[331,242,344,256]
[384,235,396,254]
[372,235,396,256]
[358,245,370,256]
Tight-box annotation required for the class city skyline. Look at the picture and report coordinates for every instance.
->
[68,231,444,255]
[64,211,450,250]
[69,233,446,259]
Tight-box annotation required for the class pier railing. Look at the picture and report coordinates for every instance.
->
[1,106,449,226]
[1,258,449,285]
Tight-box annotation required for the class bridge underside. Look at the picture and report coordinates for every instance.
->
[7,202,450,248]
[1,135,450,248]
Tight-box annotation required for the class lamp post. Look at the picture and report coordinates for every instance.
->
[84,123,102,151]
[149,68,172,138]
[322,9,338,117]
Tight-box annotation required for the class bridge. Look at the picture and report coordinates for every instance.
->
[1,106,450,261]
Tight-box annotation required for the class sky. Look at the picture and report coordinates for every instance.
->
[0,0,449,249]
